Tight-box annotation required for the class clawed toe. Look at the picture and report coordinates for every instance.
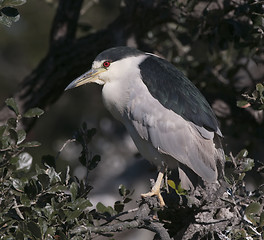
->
[141,189,165,207]
[141,171,166,207]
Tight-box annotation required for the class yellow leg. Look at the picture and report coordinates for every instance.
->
[141,171,165,207]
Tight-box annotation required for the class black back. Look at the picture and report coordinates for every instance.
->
[95,46,220,134]
[139,55,219,133]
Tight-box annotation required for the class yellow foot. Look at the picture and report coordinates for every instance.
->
[141,189,165,207]
[141,171,166,207]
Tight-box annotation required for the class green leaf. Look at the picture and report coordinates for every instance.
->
[35,164,46,175]
[86,128,96,140]
[0,125,7,137]
[1,0,27,7]
[46,167,61,184]
[96,202,108,214]
[12,178,24,192]
[236,149,248,159]
[10,156,19,164]
[256,83,264,95]
[38,173,50,190]
[15,230,24,240]
[56,230,67,240]
[27,221,41,239]
[167,179,176,190]
[245,202,261,215]
[70,182,78,201]
[17,152,32,171]
[114,201,124,213]
[123,197,132,204]
[105,206,115,216]
[245,202,262,226]
[7,117,17,128]
[44,227,56,239]
[48,185,67,193]
[38,218,48,238]
[74,198,93,210]
[42,204,54,220]
[176,183,187,195]
[1,135,10,149]
[241,158,254,172]
[24,178,42,199]
[5,98,19,115]
[20,194,31,207]
[237,100,250,108]
[8,128,18,144]
[17,129,26,144]
[23,107,44,118]
[87,154,101,170]
[118,184,127,197]
[66,209,82,221]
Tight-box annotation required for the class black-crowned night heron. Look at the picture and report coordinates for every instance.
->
[66,46,224,207]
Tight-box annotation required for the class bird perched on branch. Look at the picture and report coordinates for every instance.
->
[66,46,225,207]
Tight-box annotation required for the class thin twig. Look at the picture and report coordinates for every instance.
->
[101,207,139,226]
[13,198,24,220]
[71,199,172,240]
[55,138,76,160]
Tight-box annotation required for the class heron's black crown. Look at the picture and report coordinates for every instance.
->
[95,46,144,63]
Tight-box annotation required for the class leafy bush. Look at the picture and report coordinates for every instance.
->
[0,99,133,239]
[1,98,264,240]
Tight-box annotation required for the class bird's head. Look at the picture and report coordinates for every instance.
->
[65,46,145,90]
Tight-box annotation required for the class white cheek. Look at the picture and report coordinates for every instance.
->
[107,55,147,82]
[95,79,105,85]
[92,61,104,68]
[98,71,110,83]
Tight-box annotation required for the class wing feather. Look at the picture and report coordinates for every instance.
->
[126,89,218,183]
[124,55,223,184]
[139,55,222,138]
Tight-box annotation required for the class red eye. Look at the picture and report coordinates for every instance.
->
[103,61,111,68]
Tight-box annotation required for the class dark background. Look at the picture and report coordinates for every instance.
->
[0,1,264,238]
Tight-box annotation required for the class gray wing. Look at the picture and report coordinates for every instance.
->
[127,88,218,184]
[139,55,222,139]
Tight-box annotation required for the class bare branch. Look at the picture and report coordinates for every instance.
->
[0,0,176,131]
[71,198,172,240]
[49,0,83,48]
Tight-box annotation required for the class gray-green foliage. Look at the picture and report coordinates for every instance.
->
[224,150,264,239]
[0,98,263,239]
[159,148,264,239]
[0,0,26,27]
[237,83,264,110]
[0,98,133,239]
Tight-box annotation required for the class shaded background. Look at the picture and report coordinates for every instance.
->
[0,0,146,198]
[0,0,264,238]
[0,2,158,238]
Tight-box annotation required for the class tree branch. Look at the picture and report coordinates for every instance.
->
[49,0,83,48]
[71,198,172,240]
[0,0,176,131]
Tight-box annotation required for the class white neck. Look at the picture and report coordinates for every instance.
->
[101,55,147,121]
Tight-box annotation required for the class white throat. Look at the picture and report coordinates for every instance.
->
[101,55,147,121]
